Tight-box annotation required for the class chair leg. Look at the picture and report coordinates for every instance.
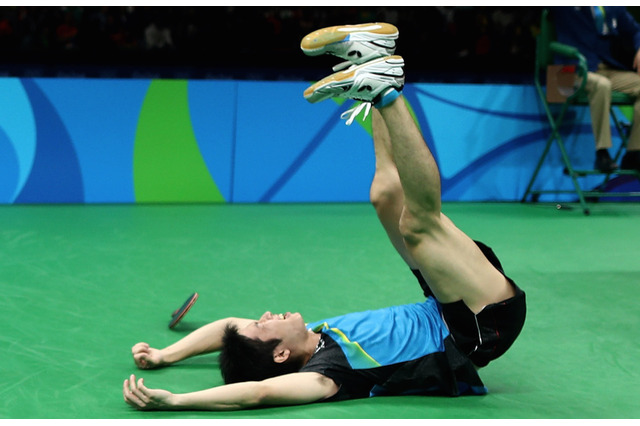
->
[554,132,591,215]
[522,97,568,203]
[522,134,555,203]
[610,107,629,164]
[523,102,591,214]
[591,107,632,197]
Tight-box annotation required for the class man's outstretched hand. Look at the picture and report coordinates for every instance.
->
[123,374,174,410]
[131,342,166,369]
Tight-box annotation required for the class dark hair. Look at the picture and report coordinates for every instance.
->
[219,324,302,384]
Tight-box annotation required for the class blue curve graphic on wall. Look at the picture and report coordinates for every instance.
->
[0,78,37,202]
[0,127,19,203]
[257,84,549,203]
[414,86,548,122]
[403,88,442,170]
[408,87,545,180]
[258,102,345,202]
[404,86,546,199]
[15,79,84,203]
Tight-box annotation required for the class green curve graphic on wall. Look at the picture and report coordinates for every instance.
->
[134,80,224,203]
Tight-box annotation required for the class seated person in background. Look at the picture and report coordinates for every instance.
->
[553,6,640,173]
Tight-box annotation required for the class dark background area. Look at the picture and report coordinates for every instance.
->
[0,6,639,83]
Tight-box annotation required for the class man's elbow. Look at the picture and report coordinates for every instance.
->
[253,381,281,406]
[214,381,267,410]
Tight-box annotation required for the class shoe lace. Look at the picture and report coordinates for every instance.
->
[340,101,372,126]
[332,60,352,72]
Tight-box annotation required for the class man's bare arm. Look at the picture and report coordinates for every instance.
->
[132,317,254,369]
[123,372,339,411]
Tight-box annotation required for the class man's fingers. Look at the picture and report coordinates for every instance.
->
[123,377,146,409]
[131,378,151,404]
[137,377,147,392]
[133,353,147,363]
[133,353,153,369]
[123,378,129,402]
[131,342,149,354]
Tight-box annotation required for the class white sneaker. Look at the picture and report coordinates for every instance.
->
[303,55,404,105]
[301,22,398,71]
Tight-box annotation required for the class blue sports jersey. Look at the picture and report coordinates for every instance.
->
[301,297,487,401]
[305,297,450,369]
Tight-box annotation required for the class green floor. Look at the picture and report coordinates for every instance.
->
[1,202,639,419]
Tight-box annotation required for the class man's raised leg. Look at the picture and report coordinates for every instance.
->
[301,51,515,313]
[376,97,516,313]
[370,109,419,269]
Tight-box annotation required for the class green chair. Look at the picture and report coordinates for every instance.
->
[522,8,639,215]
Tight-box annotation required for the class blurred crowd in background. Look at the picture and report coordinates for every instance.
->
[0,6,637,83]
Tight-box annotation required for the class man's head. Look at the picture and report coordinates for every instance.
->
[219,311,310,384]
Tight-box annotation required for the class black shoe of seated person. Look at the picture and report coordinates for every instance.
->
[621,150,640,173]
[594,149,619,173]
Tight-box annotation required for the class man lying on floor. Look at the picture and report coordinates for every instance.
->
[123,22,526,411]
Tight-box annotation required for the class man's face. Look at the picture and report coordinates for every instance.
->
[240,311,308,345]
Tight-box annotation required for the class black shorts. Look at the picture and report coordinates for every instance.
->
[412,240,526,368]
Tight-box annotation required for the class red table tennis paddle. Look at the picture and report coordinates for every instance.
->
[169,292,199,328]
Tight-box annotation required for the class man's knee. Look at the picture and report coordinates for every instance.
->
[631,82,640,99]
[588,73,612,97]
[370,170,403,212]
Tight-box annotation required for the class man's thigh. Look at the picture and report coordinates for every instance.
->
[597,68,640,96]
[406,213,515,314]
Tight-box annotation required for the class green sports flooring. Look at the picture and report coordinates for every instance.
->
[1,202,639,419]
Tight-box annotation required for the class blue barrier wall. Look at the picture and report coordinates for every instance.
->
[0,77,634,204]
